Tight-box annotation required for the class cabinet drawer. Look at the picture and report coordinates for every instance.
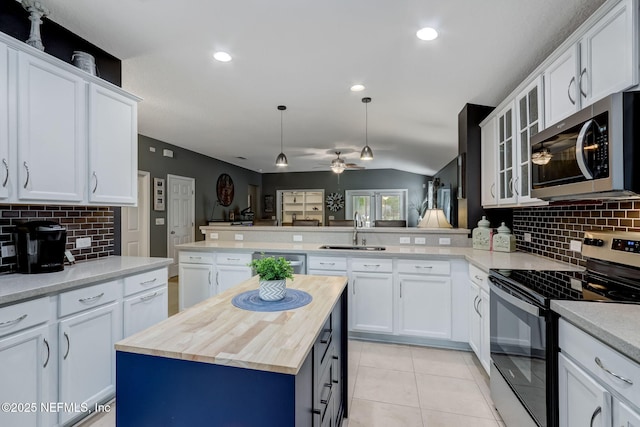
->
[308,256,347,271]
[0,297,50,338]
[351,258,392,273]
[59,281,119,317]
[215,252,252,265]
[398,259,450,275]
[469,263,489,291]
[123,268,167,296]
[123,286,168,337]
[559,319,640,406]
[179,251,214,264]
[314,317,333,374]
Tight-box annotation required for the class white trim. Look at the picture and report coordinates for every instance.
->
[121,170,150,257]
[167,174,195,277]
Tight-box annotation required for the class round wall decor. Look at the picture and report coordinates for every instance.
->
[216,173,234,206]
[326,192,344,212]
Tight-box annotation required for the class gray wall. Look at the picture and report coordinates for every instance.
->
[137,135,262,257]
[262,169,430,226]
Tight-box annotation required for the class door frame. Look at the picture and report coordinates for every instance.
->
[166,174,195,277]
[121,170,150,257]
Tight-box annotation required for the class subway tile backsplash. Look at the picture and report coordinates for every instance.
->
[0,205,114,273]
[512,200,640,267]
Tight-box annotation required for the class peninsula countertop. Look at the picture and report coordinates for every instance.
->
[115,274,348,375]
[0,256,173,306]
[177,241,582,272]
[551,300,640,365]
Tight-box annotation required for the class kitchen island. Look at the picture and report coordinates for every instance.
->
[115,274,348,427]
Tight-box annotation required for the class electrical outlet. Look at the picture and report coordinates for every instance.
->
[439,237,451,245]
[328,216,335,220]
[399,237,411,244]
[293,235,303,242]
[524,233,532,242]
[155,218,165,225]
[570,240,582,252]
[76,237,92,249]
[234,234,244,241]
[570,278,583,291]
[210,233,219,240]
[414,237,426,245]
[1,245,15,257]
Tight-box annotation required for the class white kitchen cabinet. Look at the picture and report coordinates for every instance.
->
[398,274,451,339]
[0,41,9,200]
[468,280,481,357]
[216,265,252,294]
[614,400,640,427]
[468,264,491,375]
[58,301,121,425]
[179,262,213,310]
[351,268,394,334]
[17,51,86,203]
[0,324,51,427]
[480,117,497,207]
[88,83,138,205]
[123,286,168,337]
[545,0,638,125]
[496,101,517,205]
[558,353,610,427]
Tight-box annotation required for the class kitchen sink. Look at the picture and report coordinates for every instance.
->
[319,245,386,251]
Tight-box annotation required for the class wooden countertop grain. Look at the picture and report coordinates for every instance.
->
[115,274,347,375]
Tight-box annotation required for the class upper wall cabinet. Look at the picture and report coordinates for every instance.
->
[480,117,497,207]
[0,41,9,200]
[88,84,137,205]
[544,0,638,126]
[17,52,86,203]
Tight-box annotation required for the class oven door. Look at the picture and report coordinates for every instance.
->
[490,280,548,426]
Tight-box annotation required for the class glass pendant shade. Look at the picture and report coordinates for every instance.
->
[360,144,373,161]
[275,105,288,167]
[417,209,452,228]
[275,152,288,167]
[360,97,374,160]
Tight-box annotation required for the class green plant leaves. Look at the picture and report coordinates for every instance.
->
[248,256,294,281]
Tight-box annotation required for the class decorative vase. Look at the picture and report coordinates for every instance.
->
[259,279,286,301]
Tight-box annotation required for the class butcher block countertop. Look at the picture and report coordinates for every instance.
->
[115,274,347,375]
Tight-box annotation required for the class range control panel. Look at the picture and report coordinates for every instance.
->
[583,231,640,268]
[611,238,640,254]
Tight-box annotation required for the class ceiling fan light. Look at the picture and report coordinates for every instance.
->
[360,145,374,160]
[531,147,552,165]
[275,152,288,167]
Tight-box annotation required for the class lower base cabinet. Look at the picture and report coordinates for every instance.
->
[351,271,393,333]
[123,286,168,336]
[178,263,213,310]
[398,274,451,339]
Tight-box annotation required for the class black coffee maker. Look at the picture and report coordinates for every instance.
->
[15,221,67,273]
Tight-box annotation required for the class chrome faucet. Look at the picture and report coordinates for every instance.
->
[353,211,360,245]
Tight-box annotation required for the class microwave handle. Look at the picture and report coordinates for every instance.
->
[575,119,594,180]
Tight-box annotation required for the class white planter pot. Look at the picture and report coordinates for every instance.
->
[259,279,286,301]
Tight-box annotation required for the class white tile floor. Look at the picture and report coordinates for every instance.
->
[76,340,505,427]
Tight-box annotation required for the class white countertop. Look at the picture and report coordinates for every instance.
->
[201,225,471,234]
[177,241,582,272]
[0,256,173,306]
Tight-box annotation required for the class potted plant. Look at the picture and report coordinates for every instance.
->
[249,255,294,301]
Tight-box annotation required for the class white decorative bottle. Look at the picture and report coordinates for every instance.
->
[493,222,516,253]
[472,216,492,250]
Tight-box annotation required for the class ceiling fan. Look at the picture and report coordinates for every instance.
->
[330,151,364,174]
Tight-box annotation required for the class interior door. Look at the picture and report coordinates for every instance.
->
[121,171,150,257]
[167,175,195,277]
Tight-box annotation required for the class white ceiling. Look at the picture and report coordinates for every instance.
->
[41,0,606,176]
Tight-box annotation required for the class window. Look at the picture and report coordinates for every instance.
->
[345,189,407,227]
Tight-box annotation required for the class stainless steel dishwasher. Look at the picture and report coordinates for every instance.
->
[251,252,307,274]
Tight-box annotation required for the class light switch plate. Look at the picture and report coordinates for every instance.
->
[293,235,303,242]
[76,237,91,249]
[399,237,411,244]
[524,233,532,242]
[570,240,582,252]
[414,237,426,245]
[328,216,335,220]
[570,278,583,291]
[210,233,219,240]
[1,245,15,257]
[155,218,165,225]
[439,237,451,245]
[234,234,244,241]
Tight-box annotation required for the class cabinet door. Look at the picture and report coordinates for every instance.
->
[17,52,85,202]
[123,286,168,337]
[351,272,393,333]
[496,102,517,204]
[558,353,611,427]
[88,84,137,205]
[479,288,491,374]
[398,274,451,339]
[581,0,637,105]
[544,46,580,126]
[0,41,9,200]
[480,117,497,207]
[216,265,252,294]
[614,400,640,427]
[0,325,51,427]
[59,302,121,425]
[178,263,213,310]
[468,281,481,359]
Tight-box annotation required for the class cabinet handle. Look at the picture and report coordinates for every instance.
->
[477,298,483,318]
[320,262,335,266]
[139,291,160,302]
[513,177,519,196]
[320,329,332,344]
[590,406,601,427]
[92,171,98,193]
[594,357,633,385]
[414,265,432,269]
[23,161,29,189]
[140,278,157,286]
[508,178,514,195]
[189,256,202,260]
[1,158,8,188]
[352,279,356,295]
[400,281,403,298]
[568,76,576,105]
[474,275,484,281]
[473,295,479,315]
[320,384,332,405]
[363,264,380,268]
[78,292,104,303]
[63,332,70,360]
[209,271,213,285]
[579,68,588,98]
[43,338,50,368]
[0,313,27,327]
[226,258,240,261]
[490,183,495,198]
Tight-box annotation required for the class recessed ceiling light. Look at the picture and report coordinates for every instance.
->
[350,84,365,92]
[416,27,438,41]
[213,51,232,62]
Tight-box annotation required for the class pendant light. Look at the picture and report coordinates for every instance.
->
[360,97,374,161]
[275,105,288,167]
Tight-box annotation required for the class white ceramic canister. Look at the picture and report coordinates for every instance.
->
[71,51,96,76]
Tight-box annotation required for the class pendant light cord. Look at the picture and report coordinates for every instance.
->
[280,110,284,152]
[365,100,368,148]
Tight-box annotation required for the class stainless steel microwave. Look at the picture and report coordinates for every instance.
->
[530,91,640,200]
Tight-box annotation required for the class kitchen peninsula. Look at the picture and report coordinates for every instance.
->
[115,274,348,427]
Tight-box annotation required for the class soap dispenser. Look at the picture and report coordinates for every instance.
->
[492,222,516,252]
[472,216,492,251]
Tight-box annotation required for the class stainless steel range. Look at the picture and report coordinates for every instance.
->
[488,230,640,427]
